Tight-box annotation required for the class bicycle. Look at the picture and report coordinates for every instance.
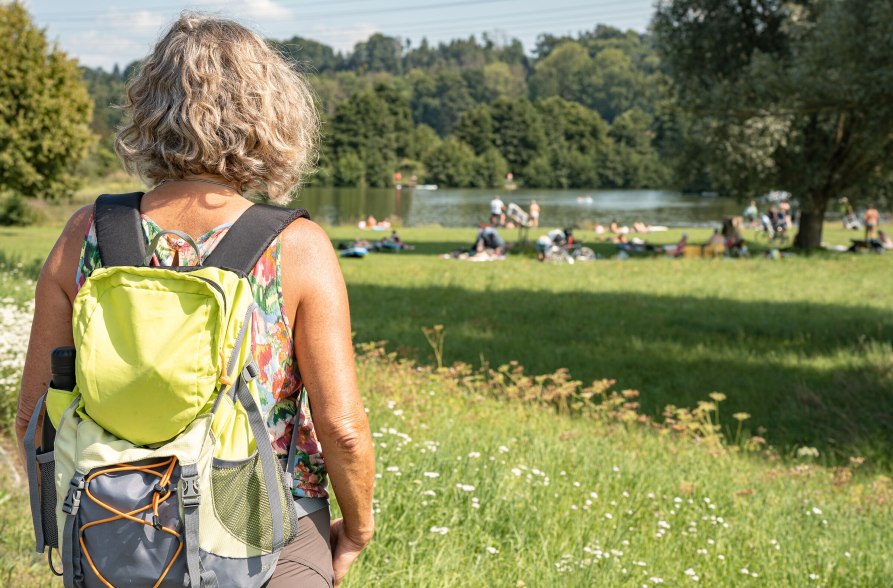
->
[544,243,597,264]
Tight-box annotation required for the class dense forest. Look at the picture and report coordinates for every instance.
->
[81,25,690,190]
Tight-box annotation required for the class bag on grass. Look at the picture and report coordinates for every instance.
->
[24,193,327,587]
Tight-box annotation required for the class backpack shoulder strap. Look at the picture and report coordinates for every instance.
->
[202,204,310,275]
[94,192,147,267]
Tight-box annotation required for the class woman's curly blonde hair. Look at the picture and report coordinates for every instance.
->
[115,13,319,203]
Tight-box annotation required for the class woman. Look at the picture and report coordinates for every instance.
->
[15,14,374,587]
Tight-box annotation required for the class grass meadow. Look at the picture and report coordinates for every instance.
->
[0,198,890,586]
[328,224,893,470]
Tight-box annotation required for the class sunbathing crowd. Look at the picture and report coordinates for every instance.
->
[349,195,889,263]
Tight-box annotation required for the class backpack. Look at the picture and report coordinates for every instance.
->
[24,193,328,587]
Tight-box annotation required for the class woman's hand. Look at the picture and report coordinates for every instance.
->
[330,517,371,586]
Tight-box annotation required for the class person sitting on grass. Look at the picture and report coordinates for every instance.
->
[704,229,726,257]
[760,211,775,239]
[743,200,759,226]
[471,226,506,257]
[535,234,552,261]
[664,233,688,257]
[373,230,415,252]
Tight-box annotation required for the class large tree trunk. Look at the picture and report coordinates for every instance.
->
[794,193,829,250]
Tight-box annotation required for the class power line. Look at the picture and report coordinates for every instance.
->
[55,7,654,56]
[307,9,655,43]
[271,5,652,41]
[46,4,652,44]
[39,0,645,26]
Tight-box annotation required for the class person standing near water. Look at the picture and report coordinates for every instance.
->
[490,195,506,226]
[529,200,540,227]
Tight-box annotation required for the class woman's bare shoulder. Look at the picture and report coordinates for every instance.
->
[279,218,337,267]
[38,204,94,300]
[65,204,95,236]
[278,218,342,322]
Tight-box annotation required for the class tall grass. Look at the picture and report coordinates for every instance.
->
[3,341,891,587]
[343,347,893,587]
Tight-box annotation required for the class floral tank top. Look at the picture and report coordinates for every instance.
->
[75,213,328,498]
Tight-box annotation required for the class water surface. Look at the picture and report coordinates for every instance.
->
[293,187,742,228]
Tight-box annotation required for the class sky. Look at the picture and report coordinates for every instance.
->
[24,0,658,70]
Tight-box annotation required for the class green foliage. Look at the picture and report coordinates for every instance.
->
[0,3,94,200]
[78,24,679,191]
[349,34,404,75]
[408,124,441,164]
[529,42,597,109]
[536,97,612,188]
[490,97,546,179]
[330,84,414,187]
[334,152,365,186]
[269,36,342,73]
[471,148,508,189]
[0,193,41,226]
[608,109,669,188]
[654,0,893,247]
[454,105,494,155]
[423,138,476,187]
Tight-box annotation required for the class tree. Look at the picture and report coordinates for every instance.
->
[654,0,893,248]
[589,48,646,122]
[455,105,494,155]
[490,97,546,178]
[270,36,343,73]
[408,69,473,136]
[472,148,508,188]
[0,3,93,201]
[329,84,412,187]
[536,97,611,188]
[349,34,403,75]
[482,62,526,100]
[409,124,442,164]
[423,138,476,187]
[609,109,669,188]
[528,42,594,106]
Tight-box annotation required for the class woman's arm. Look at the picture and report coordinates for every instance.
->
[281,220,375,585]
[16,206,93,462]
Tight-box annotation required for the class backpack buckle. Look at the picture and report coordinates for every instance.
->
[180,475,201,508]
[62,475,86,516]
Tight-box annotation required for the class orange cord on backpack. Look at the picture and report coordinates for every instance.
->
[78,457,183,588]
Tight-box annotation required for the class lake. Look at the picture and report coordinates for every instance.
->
[292,187,742,228]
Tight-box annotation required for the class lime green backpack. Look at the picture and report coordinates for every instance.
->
[25,193,327,587]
